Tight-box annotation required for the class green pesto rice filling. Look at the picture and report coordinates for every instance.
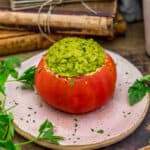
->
[45,37,105,77]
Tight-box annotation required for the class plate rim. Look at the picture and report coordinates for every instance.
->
[11,50,150,149]
[14,94,149,150]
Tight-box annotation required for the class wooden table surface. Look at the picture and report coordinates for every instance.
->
[1,22,150,150]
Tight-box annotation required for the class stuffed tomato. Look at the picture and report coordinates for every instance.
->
[35,37,116,114]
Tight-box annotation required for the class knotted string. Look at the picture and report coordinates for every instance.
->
[12,0,98,42]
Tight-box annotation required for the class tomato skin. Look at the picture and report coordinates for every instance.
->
[35,53,116,114]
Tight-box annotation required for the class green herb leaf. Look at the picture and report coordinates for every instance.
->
[0,113,14,140]
[0,71,9,95]
[0,85,5,96]
[97,129,104,134]
[39,119,54,134]
[69,80,75,88]
[140,75,150,81]
[10,70,19,79]
[17,66,36,90]
[0,71,8,86]
[128,75,150,106]
[0,57,20,95]
[6,114,14,141]
[0,101,3,114]
[3,57,21,69]
[38,119,63,144]
[41,130,58,144]
[14,144,21,150]
[0,140,20,150]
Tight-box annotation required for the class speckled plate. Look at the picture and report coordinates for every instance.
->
[5,50,149,150]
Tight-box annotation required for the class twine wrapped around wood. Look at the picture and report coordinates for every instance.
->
[10,0,111,42]
[36,0,98,42]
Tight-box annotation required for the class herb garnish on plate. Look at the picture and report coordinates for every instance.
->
[0,57,63,150]
[128,75,150,105]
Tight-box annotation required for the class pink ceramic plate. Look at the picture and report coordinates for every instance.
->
[5,50,149,150]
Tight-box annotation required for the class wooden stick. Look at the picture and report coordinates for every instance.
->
[0,31,64,55]
[0,10,113,36]
[55,14,126,36]
[0,13,126,37]
[54,27,113,36]
[0,29,32,39]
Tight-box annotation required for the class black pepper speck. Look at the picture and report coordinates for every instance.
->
[16,86,19,89]
[73,141,77,143]
[14,102,19,105]
[74,123,78,127]
[39,103,43,107]
[91,128,95,132]
[27,107,32,110]
[27,114,31,117]
[74,129,77,133]
[74,118,78,122]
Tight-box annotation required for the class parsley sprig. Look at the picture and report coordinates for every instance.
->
[17,66,36,89]
[0,57,63,150]
[0,57,35,94]
[128,75,150,105]
[0,57,20,95]
[15,119,63,148]
[7,66,36,90]
[38,119,63,144]
[0,118,62,150]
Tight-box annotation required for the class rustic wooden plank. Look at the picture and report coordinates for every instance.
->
[2,0,117,17]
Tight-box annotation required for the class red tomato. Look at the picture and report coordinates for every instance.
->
[35,53,117,114]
